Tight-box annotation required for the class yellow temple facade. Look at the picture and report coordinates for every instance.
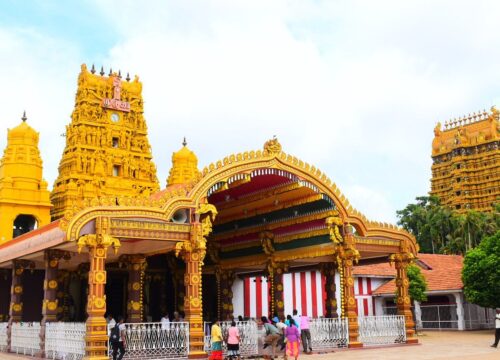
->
[50,64,159,220]
[430,107,499,212]
[0,64,420,359]
[0,113,51,243]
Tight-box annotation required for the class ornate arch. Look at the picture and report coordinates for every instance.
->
[63,139,418,255]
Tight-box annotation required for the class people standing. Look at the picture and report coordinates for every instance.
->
[210,319,223,360]
[285,319,301,360]
[106,314,116,336]
[292,310,301,333]
[227,321,241,360]
[110,316,126,360]
[161,312,170,330]
[491,308,500,348]
[300,314,312,353]
[262,316,281,358]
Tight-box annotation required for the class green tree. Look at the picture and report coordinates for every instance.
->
[407,264,428,303]
[397,196,498,255]
[462,230,500,309]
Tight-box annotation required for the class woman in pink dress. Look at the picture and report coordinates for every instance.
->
[284,319,300,360]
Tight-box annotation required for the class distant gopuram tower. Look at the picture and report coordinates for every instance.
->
[430,107,499,212]
[50,64,159,220]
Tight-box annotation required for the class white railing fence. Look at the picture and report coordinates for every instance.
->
[358,315,406,345]
[112,322,189,359]
[0,322,8,352]
[309,317,349,350]
[11,322,41,356]
[204,321,258,358]
[45,322,86,360]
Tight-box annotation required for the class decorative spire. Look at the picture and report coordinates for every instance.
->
[21,110,27,122]
[126,72,130,82]
[109,68,113,76]
[90,64,96,74]
[118,70,122,78]
[182,137,187,146]
[100,66,105,76]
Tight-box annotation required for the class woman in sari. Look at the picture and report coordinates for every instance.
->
[284,319,300,360]
[210,319,223,360]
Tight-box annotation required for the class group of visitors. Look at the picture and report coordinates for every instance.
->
[209,309,312,360]
[261,310,312,360]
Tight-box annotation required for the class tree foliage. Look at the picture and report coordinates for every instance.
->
[397,196,499,254]
[407,264,428,303]
[462,231,500,309]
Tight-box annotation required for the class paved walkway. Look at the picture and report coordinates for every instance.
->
[0,330,498,359]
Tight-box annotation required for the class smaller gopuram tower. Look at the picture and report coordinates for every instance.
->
[50,64,159,219]
[430,107,499,212]
[0,112,51,243]
[166,138,200,186]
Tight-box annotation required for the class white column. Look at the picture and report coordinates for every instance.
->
[413,300,422,330]
[454,293,465,331]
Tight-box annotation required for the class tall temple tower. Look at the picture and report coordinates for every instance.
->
[50,64,159,219]
[430,107,499,212]
[0,112,51,243]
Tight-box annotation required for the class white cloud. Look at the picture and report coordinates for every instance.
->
[0,27,80,186]
[3,0,500,224]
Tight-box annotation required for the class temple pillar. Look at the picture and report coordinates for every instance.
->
[337,228,362,348]
[39,250,70,357]
[183,228,205,357]
[122,254,146,323]
[217,268,235,321]
[167,255,185,313]
[268,262,288,319]
[176,204,217,358]
[320,262,338,318]
[390,244,418,344]
[77,217,121,360]
[7,259,34,352]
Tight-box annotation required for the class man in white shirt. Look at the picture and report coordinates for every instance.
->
[491,308,500,348]
[106,314,116,336]
[292,309,301,333]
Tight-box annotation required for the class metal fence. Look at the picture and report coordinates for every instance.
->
[112,322,189,359]
[45,322,86,360]
[420,305,458,329]
[0,323,7,352]
[309,317,349,350]
[11,322,41,356]
[464,303,496,330]
[358,315,406,345]
[204,321,258,358]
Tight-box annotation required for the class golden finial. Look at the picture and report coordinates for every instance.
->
[21,110,27,122]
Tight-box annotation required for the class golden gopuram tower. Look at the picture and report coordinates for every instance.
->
[50,64,159,219]
[430,107,499,212]
[0,112,51,243]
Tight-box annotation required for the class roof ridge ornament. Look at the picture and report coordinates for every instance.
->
[263,136,282,156]
[21,110,27,122]
[182,137,187,147]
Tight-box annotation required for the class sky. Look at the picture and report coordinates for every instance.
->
[1,0,500,224]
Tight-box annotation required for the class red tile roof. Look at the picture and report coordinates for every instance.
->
[353,254,464,294]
